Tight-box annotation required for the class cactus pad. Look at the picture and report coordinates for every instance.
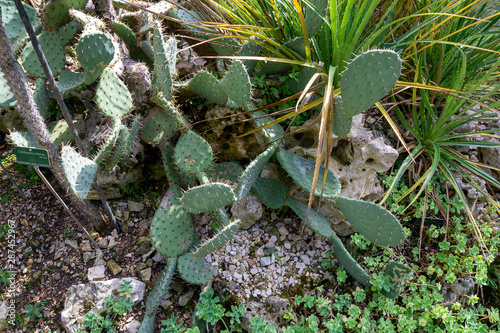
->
[334,196,405,247]
[236,40,262,75]
[177,242,216,285]
[180,183,237,214]
[253,178,287,209]
[150,186,194,258]
[21,31,65,78]
[188,71,227,105]
[192,219,241,258]
[142,109,177,144]
[251,110,285,144]
[331,96,352,137]
[33,79,49,119]
[152,22,173,100]
[0,70,16,107]
[76,27,115,84]
[0,0,38,40]
[9,132,40,148]
[58,70,84,94]
[236,145,276,200]
[93,120,122,165]
[286,198,334,238]
[95,68,133,119]
[174,131,213,174]
[61,146,97,199]
[328,234,371,286]
[340,50,401,117]
[220,60,251,108]
[381,262,413,299]
[112,21,137,48]
[276,149,341,198]
[145,257,177,316]
[57,19,82,46]
[40,0,88,30]
[206,161,243,185]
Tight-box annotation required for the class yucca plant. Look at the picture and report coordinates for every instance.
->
[381,52,500,251]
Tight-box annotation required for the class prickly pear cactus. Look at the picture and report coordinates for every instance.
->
[40,0,88,31]
[21,30,65,78]
[177,241,216,285]
[150,186,194,258]
[252,177,287,209]
[334,196,405,247]
[76,26,116,84]
[112,21,136,48]
[180,183,237,214]
[61,145,97,199]
[276,149,341,199]
[95,68,133,119]
[340,49,401,118]
[174,131,213,174]
[192,219,241,258]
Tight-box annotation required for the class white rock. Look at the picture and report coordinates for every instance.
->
[123,320,141,333]
[260,257,272,266]
[62,278,145,333]
[300,255,311,265]
[87,265,105,281]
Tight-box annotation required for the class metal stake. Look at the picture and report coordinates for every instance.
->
[0,160,27,200]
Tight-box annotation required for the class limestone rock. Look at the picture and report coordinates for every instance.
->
[61,278,145,333]
[231,194,264,230]
[88,265,105,281]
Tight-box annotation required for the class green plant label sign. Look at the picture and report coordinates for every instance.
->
[14,147,51,168]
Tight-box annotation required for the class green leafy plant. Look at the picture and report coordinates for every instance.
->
[25,301,46,321]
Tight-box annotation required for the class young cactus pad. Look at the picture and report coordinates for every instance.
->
[236,144,277,200]
[331,96,352,137]
[334,196,405,247]
[61,146,97,199]
[340,50,401,118]
[95,68,133,119]
[192,219,241,258]
[174,131,213,174]
[180,183,237,214]
[152,22,173,100]
[150,186,194,258]
[276,149,341,198]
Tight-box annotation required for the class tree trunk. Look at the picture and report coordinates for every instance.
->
[0,17,107,232]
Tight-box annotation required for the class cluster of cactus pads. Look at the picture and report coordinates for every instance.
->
[1,0,413,329]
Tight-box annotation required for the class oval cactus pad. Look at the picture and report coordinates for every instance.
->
[174,131,213,174]
[276,149,340,198]
[61,146,97,199]
[180,183,236,214]
[335,196,405,247]
[340,50,401,118]
[150,186,194,258]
